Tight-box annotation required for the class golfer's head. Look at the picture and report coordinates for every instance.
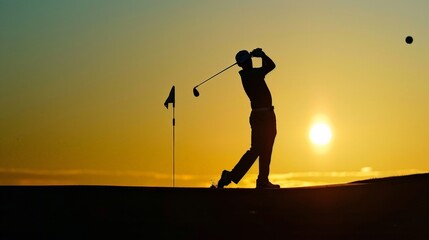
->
[235,50,252,68]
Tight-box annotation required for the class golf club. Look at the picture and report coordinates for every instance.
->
[193,62,237,97]
[192,50,258,97]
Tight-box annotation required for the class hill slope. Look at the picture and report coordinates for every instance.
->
[1,173,429,239]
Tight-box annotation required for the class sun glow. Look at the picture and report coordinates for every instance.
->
[309,123,332,145]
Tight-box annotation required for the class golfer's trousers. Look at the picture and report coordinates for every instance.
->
[230,109,277,184]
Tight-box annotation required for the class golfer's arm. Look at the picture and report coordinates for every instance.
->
[261,54,276,73]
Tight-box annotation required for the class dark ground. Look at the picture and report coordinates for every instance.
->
[1,173,429,239]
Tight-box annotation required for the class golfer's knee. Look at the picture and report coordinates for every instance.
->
[248,147,261,156]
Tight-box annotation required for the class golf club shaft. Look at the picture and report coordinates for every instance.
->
[195,62,237,88]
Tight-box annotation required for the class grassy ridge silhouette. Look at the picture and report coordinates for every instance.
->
[1,173,429,239]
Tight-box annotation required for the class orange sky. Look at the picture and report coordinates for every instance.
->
[1,1,428,187]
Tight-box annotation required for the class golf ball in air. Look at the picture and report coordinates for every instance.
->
[405,36,413,44]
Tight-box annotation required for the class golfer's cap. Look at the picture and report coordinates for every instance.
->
[235,50,251,64]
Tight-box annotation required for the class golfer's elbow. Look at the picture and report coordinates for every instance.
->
[267,62,276,72]
[262,55,276,72]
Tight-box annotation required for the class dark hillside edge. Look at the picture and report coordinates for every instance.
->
[350,172,429,184]
[1,173,429,239]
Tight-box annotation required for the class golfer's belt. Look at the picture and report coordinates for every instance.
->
[252,106,274,112]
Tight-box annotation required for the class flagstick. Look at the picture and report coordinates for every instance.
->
[164,85,175,187]
[172,101,175,187]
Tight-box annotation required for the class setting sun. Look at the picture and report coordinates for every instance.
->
[309,123,332,146]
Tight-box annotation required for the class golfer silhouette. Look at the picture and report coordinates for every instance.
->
[217,48,280,189]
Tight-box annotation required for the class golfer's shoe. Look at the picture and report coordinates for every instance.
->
[217,170,231,189]
[256,181,280,189]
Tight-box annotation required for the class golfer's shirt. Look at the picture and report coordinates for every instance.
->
[239,68,272,110]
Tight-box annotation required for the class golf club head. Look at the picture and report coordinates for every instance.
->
[193,87,200,97]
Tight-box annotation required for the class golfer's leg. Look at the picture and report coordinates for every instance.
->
[230,149,258,184]
[230,112,261,183]
[257,142,274,182]
[257,113,277,183]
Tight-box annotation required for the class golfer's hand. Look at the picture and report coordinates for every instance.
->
[251,48,265,57]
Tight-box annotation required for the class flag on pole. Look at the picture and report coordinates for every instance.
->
[164,85,176,187]
[164,86,175,109]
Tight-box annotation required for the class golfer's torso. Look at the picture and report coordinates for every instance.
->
[239,68,272,109]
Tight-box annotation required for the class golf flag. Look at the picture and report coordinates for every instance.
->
[164,85,176,187]
[164,86,175,109]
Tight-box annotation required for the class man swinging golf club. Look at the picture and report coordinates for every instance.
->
[217,48,280,189]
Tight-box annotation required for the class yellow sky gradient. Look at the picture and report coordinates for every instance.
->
[1,1,428,187]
